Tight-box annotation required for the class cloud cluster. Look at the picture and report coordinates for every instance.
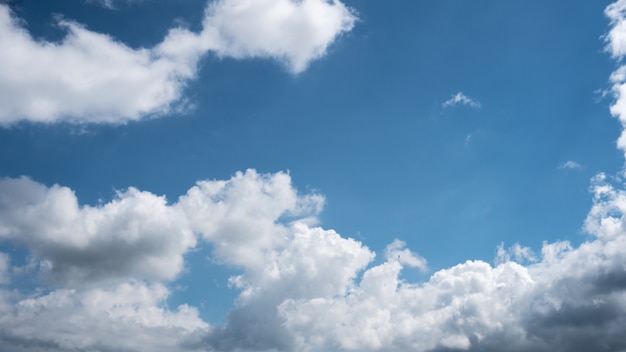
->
[0,0,356,125]
[1,168,626,351]
[2,0,626,351]
[278,173,626,352]
[0,170,328,351]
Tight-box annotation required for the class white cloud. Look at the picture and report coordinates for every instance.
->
[605,0,626,59]
[177,170,325,270]
[495,242,537,265]
[442,91,481,109]
[280,179,626,351]
[558,160,583,170]
[202,0,356,74]
[0,282,208,352]
[0,176,196,286]
[0,0,356,125]
[384,239,428,271]
[605,0,626,157]
[2,169,626,351]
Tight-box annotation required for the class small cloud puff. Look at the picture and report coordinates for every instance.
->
[558,160,583,170]
[442,92,481,109]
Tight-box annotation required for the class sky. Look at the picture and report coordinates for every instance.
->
[1,0,626,351]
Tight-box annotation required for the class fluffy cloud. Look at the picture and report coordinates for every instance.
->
[205,223,374,351]
[202,0,355,74]
[177,170,325,269]
[0,5,200,124]
[278,173,626,351]
[0,170,330,351]
[0,0,356,125]
[2,1,626,348]
[605,0,626,157]
[0,176,196,286]
[2,169,626,351]
[0,282,208,352]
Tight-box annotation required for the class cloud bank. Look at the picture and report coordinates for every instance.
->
[0,0,356,125]
[1,168,626,351]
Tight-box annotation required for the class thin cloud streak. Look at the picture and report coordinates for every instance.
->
[558,160,583,170]
[442,92,481,109]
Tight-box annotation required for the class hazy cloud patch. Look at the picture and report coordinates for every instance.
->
[558,160,583,170]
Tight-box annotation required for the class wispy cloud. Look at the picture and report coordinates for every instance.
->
[442,91,481,109]
[558,160,583,170]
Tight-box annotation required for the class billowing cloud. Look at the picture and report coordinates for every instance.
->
[1,168,626,351]
[0,282,208,352]
[0,0,356,125]
[3,1,626,350]
[277,172,626,352]
[442,92,481,109]
[0,176,196,286]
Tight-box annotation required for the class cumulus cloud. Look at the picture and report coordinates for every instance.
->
[202,0,355,74]
[279,174,626,351]
[0,176,196,286]
[0,0,356,125]
[0,170,331,351]
[605,0,626,157]
[2,168,626,351]
[442,92,482,109]
[0,282,208,352]
[2,1,626,349]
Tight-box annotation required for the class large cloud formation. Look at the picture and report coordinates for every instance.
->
[2,1,626,352]
[1,167,626,352]
[0,0,356,125]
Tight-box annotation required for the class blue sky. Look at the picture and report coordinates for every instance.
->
[1,0,626,351]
